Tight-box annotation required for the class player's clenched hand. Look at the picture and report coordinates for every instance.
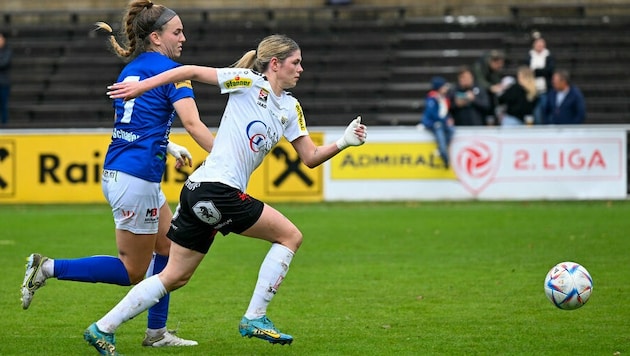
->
[167,141,193,169]
[336,116,367,150]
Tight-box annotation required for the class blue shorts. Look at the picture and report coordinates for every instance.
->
[167,180,264,254]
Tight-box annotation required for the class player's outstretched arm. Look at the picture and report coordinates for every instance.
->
[107,65,219,101]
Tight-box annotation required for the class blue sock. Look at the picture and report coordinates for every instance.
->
[147,254,170,330]
[54,256,131,285]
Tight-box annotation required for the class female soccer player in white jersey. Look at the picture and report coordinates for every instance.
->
[81,34,367,354]
[20,0,214,348]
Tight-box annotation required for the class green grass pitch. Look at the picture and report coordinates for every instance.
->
[1,201,629,355]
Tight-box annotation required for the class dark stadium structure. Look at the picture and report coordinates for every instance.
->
[2,4,629,128]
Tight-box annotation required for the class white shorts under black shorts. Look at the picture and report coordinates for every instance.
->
[101,169,166,234]
[167,180,264,254]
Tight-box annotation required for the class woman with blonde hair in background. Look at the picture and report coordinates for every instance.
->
[21,0,214,348]
[497,66,538,126]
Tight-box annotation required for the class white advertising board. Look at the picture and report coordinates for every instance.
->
[324,126,627,201]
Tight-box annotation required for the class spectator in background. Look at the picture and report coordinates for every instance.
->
[526,33,555,124]
[497,66,537,126]
[472,49,505,124]
[422,76,454,168]
[0,31,12,126]
[543,69,586,124]
[450,66,490,126]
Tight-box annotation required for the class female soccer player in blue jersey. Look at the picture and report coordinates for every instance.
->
[81,34,367,354]
[20,0,214,348]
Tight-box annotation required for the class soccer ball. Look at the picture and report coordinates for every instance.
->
[544,261,593,310]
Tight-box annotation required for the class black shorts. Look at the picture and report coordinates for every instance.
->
[167,181,264,254]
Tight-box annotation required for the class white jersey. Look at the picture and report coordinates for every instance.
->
[189,68,309,192]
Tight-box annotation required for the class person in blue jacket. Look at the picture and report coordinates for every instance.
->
[422,76,455,168]
[543,69,586,124]
[20,0,215,348]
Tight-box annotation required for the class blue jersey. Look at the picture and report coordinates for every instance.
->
[103,52,194,182]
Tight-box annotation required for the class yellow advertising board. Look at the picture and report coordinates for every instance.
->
[331,142,457,179]
[253,132,323,202]
[0,131,323,204]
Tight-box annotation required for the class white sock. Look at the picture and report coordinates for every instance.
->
[146,326,167,337]
[244,243,294,319]
[96,275,167,333]
[42,259,54,278]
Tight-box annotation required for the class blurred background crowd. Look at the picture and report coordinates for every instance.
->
[0,0,628,129]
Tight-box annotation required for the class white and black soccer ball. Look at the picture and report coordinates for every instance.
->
[544,261,593,310]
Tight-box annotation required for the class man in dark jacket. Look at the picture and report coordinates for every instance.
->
[450,66,490,126]
[543,69,586,125]
[472,49,505,121]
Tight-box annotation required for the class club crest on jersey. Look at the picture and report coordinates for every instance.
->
[192,201,221,225]
[257,88,269,108]
[223,75,252,89]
